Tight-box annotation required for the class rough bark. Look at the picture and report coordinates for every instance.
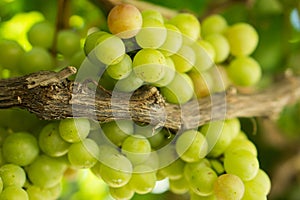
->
[1,66,300,132]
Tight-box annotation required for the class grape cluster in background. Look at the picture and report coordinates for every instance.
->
[0,0,299,199]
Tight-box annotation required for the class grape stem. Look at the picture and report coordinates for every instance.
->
[0,66,300,132]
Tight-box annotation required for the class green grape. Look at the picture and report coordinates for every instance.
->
[101,120,134,147]
[84,31,107,57]
[175,130,208,163]
[157,144,178,168]
[152,56,176,87]
[98,144,120,162]
[109,184,134,200]
[98,69,118,90]
[208,66,230,92]
[185,165,218,196]
[56,30,81,58]
[134,124,165,149]
[190,192,217,200]
[226,118,241,140]
[135,18,167,49]
[0,186,28,200]
[214,174,245,200]
[225,23,258,56]
[243,169,271,195]
[19,47,53,74]
[225,138,258,157]
[201,121,233,157]
[139,151,159,170]
[156,130,175,149]
[39,122,70,157]
[48,182,62,199]
[242,184,267,200]
[107,4,142,39]
[26,184,55,200]
[67,138,99,169]
[132,48,166,83]
[114,70,143,92]
[27,155,67,188]
[201,14,228,37]
[59,118,90,143]
[0,40,25,70]
[2,132,39,166]
[171,44,196,73]
[160,72,194,104]
[128,165,157,194]
[210,159,225,175]
[227,56,262,86]
[169,13,200,42]
[192,40,215,72]
[106,54,132,80]
[159,24,183,56]
[0,164,26,188]
[141,10,164,23]
[94,33,126,65]
[159,158,185,180]
[224,149,259,181]
[169,176,189,194]
[70,50,85,69]
[188,69,213,98]
[121,135,151,165]
[90,161,102,179]
[205,34,230,63]
[27,21,54,49]
[99,153,132,188]
[183,159,211,179]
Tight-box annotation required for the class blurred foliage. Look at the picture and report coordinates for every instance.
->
[0,0,300,199]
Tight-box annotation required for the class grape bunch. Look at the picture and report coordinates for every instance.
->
[0,117,271,200]
[0,2,271,200]
[82,4,262,106]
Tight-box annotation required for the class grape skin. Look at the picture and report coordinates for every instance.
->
[0,186,29,200]
[225,23,259,56]
[27,21,54,49]
[132,48,166,83]
[0,164,26,188]
[67,138,99,169]
[227,56,262,87]
[59,118,90,143]
[2,132,39,166]
[0,39,25,70]
[39,122,70,157]
[224,149,259,181]
[213,174,245,200]
[107,4,143,39]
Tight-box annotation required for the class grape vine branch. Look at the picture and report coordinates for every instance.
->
[0,66,300,132]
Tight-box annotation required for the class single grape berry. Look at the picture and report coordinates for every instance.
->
[225,23,259,56]
[27,21,55,49]
[0,39,25,70]
[227,56,262,86]
[107,4,143,39]
[2,132,39,166]
[19,47,53,74]
[56,30,81,58]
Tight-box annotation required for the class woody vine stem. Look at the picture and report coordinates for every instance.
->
[0,66,300,132]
